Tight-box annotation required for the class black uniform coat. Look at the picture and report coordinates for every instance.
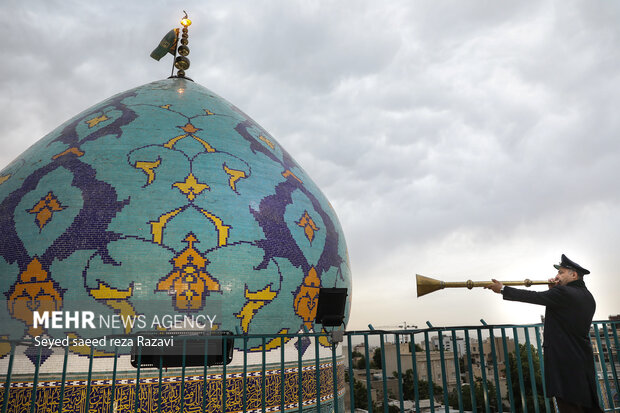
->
[502,279,599,408]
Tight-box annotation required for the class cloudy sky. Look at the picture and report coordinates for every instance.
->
[1,1,618,330]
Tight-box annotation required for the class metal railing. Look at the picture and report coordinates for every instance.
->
[0,320,618,412]
[345,320,619,413]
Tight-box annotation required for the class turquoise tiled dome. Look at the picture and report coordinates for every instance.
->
[0,77,351,355]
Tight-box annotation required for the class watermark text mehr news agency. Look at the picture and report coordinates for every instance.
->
[31,311,217,349]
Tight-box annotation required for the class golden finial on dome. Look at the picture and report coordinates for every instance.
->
[174,11,192,78]
[150,11,193,80]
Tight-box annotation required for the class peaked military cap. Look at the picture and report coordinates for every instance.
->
[553,254,590,275]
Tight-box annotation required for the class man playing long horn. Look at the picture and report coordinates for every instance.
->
[485,254,602,413]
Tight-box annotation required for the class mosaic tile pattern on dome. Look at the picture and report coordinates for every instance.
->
[0,78,351,362]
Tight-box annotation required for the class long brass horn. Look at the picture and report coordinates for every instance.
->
[416,274,553,298]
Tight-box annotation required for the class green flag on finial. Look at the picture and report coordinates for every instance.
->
[150,28,179,61]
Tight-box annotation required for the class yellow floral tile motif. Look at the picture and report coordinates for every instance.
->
[235,285,277,333]
[190,135,216,152]
[85,114,109,128]
[163,134,187,149]
[293,267,321,330]
[89,282,133,300]
[149,207,185,244]
[149,207,230,247]
[318,333,333,347]
[0,335,10,358]
[7,257,62,337]
[173,173,209,201]
[246,328,294,352]
[282,169,302,183]
[223,163,247,192]
[196,208,230,246]
[259,135,275,149]
[163,121,216,152]
[0,174,11,185]
[27,191,67,230]
[89,282,136,334]
[52,147,84,159]
[156,233,221,311]
[134,158,161,186]
[180,122,199,134]
[296,211,319,244]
